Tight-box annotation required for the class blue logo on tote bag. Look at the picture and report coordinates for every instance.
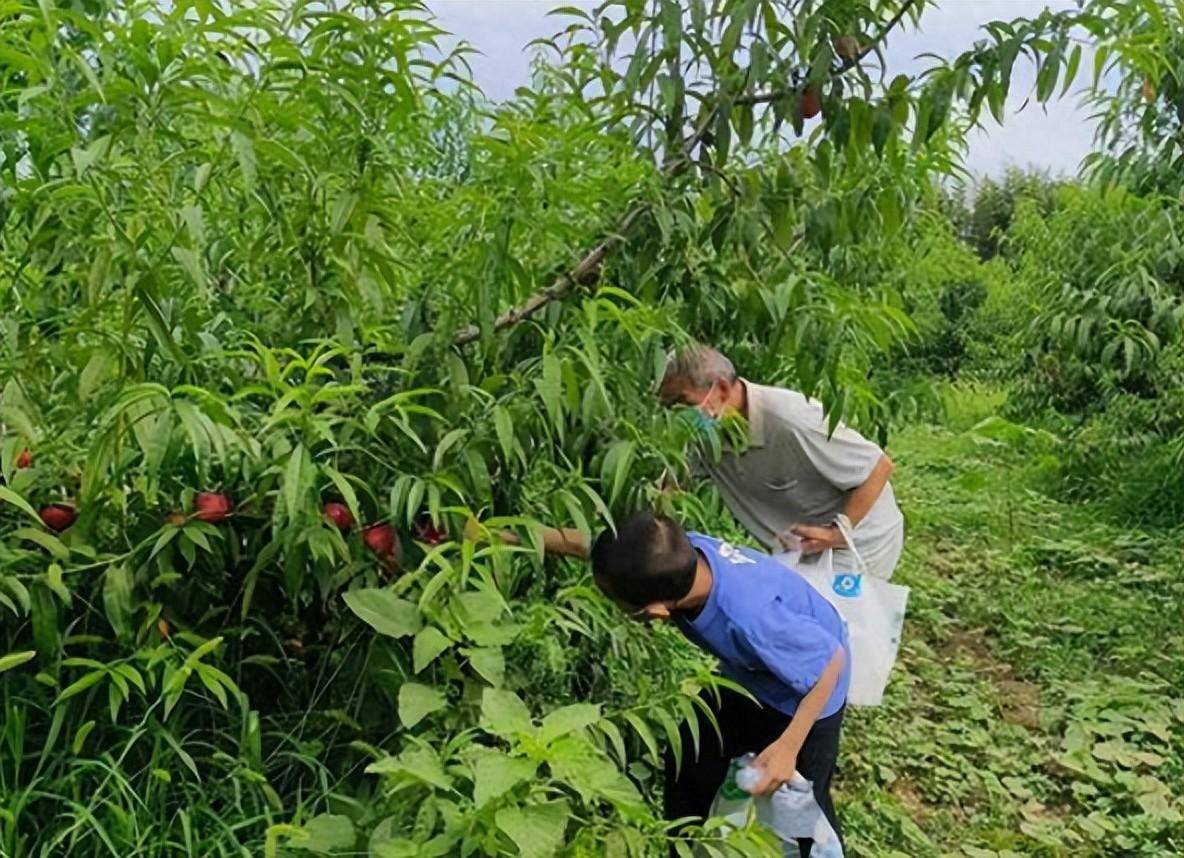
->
[832,573,862,598]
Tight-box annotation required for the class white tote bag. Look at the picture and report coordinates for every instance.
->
[775,522,908,707]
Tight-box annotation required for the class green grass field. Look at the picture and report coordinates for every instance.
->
[838,386,1184,857]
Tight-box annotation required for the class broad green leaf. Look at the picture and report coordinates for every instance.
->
[473,750,536,807]
[343,589,422,638]
[481,688,533,737]
[547,736,643,809]
[495,801,569,858]
[367,747,452,790]
[466,647,505,687]
[413,626,452,673]
[398,682,446,728]
[290,813,355,853]
[538,703,601,745]
[454,589,505,625]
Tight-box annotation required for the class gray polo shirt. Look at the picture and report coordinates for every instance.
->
[696,381,904,579]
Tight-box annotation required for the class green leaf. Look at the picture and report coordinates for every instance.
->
[72,719,95,754]
[398,683,446,728]
[538,703,600,745]
[466,647,505,687]
[473,750,536,807]
[536,351,564,435]
[622,712,661,764]
[432,428,467,472]
[343,589,422,638]
[493,405,516,464]
[231,131,256,186]
[0,650,36,674]
[323,466,361,529]
[496,801,569,858]
[78,350,113,401]
[367,747,452,790]
[413,626,453,673]
[284,444,306,520]
[170,246,207,294]
[330,190,359,235]
[600,440,635,507]
[45,563,70,605]
[291,813,355,853]
[58,669,106,703]
[481,688,533,737]
[0,486,42,524]
[13,528,69,561]
[134,285,186,366]
[30,584,59,660]
[103,564,134,642]
[1062,43,1082,96]
[547,736,643,809]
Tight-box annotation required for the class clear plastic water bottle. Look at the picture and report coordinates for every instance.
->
[711,756,844,857]
[734,753,763,794]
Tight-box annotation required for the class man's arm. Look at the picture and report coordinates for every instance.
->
[791,453,894,554]
[843,453,894,527]
[750,646,845,795]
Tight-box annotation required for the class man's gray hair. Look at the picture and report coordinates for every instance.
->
[661,344,737,391]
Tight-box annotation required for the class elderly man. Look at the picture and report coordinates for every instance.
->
[658,345,904,582]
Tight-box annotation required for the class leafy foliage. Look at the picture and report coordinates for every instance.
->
[1,0,1175,856]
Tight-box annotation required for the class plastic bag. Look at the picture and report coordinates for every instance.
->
[710,755,843,857]
[775,519,908,707]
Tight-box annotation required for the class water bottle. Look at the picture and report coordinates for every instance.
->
[734,753,763,794]
[711,756,844,857]
[712,756,758,829]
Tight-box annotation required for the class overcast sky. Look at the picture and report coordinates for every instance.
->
[427,0,1096,178]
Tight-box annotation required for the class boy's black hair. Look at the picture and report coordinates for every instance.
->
[590,511,698,607]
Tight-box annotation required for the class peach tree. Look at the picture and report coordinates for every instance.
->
[0,0,1127,854]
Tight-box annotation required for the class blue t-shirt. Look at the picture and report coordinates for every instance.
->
[675,533,850,718]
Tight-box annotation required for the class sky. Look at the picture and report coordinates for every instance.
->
[427,0,1097,178]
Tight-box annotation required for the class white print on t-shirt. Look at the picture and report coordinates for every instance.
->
[718,542,756,565]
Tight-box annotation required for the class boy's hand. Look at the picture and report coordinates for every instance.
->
[752,736,798,795]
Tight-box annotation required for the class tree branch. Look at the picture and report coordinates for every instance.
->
[736,0,920,107]
[451,0,920,347]
[452,206,646,346]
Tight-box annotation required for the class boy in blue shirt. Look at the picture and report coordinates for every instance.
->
[589,511,850,856]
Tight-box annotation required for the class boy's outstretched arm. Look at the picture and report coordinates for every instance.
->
[750,647,845,795]
[471,520,590,559]
[537,526,590,558]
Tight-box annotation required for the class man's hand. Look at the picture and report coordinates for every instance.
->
[751,736,799,796]
[790,523,845,555]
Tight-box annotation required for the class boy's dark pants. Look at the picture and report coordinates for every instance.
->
[664,687,844,857]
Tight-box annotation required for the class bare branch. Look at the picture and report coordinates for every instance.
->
[452,207,645,346]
